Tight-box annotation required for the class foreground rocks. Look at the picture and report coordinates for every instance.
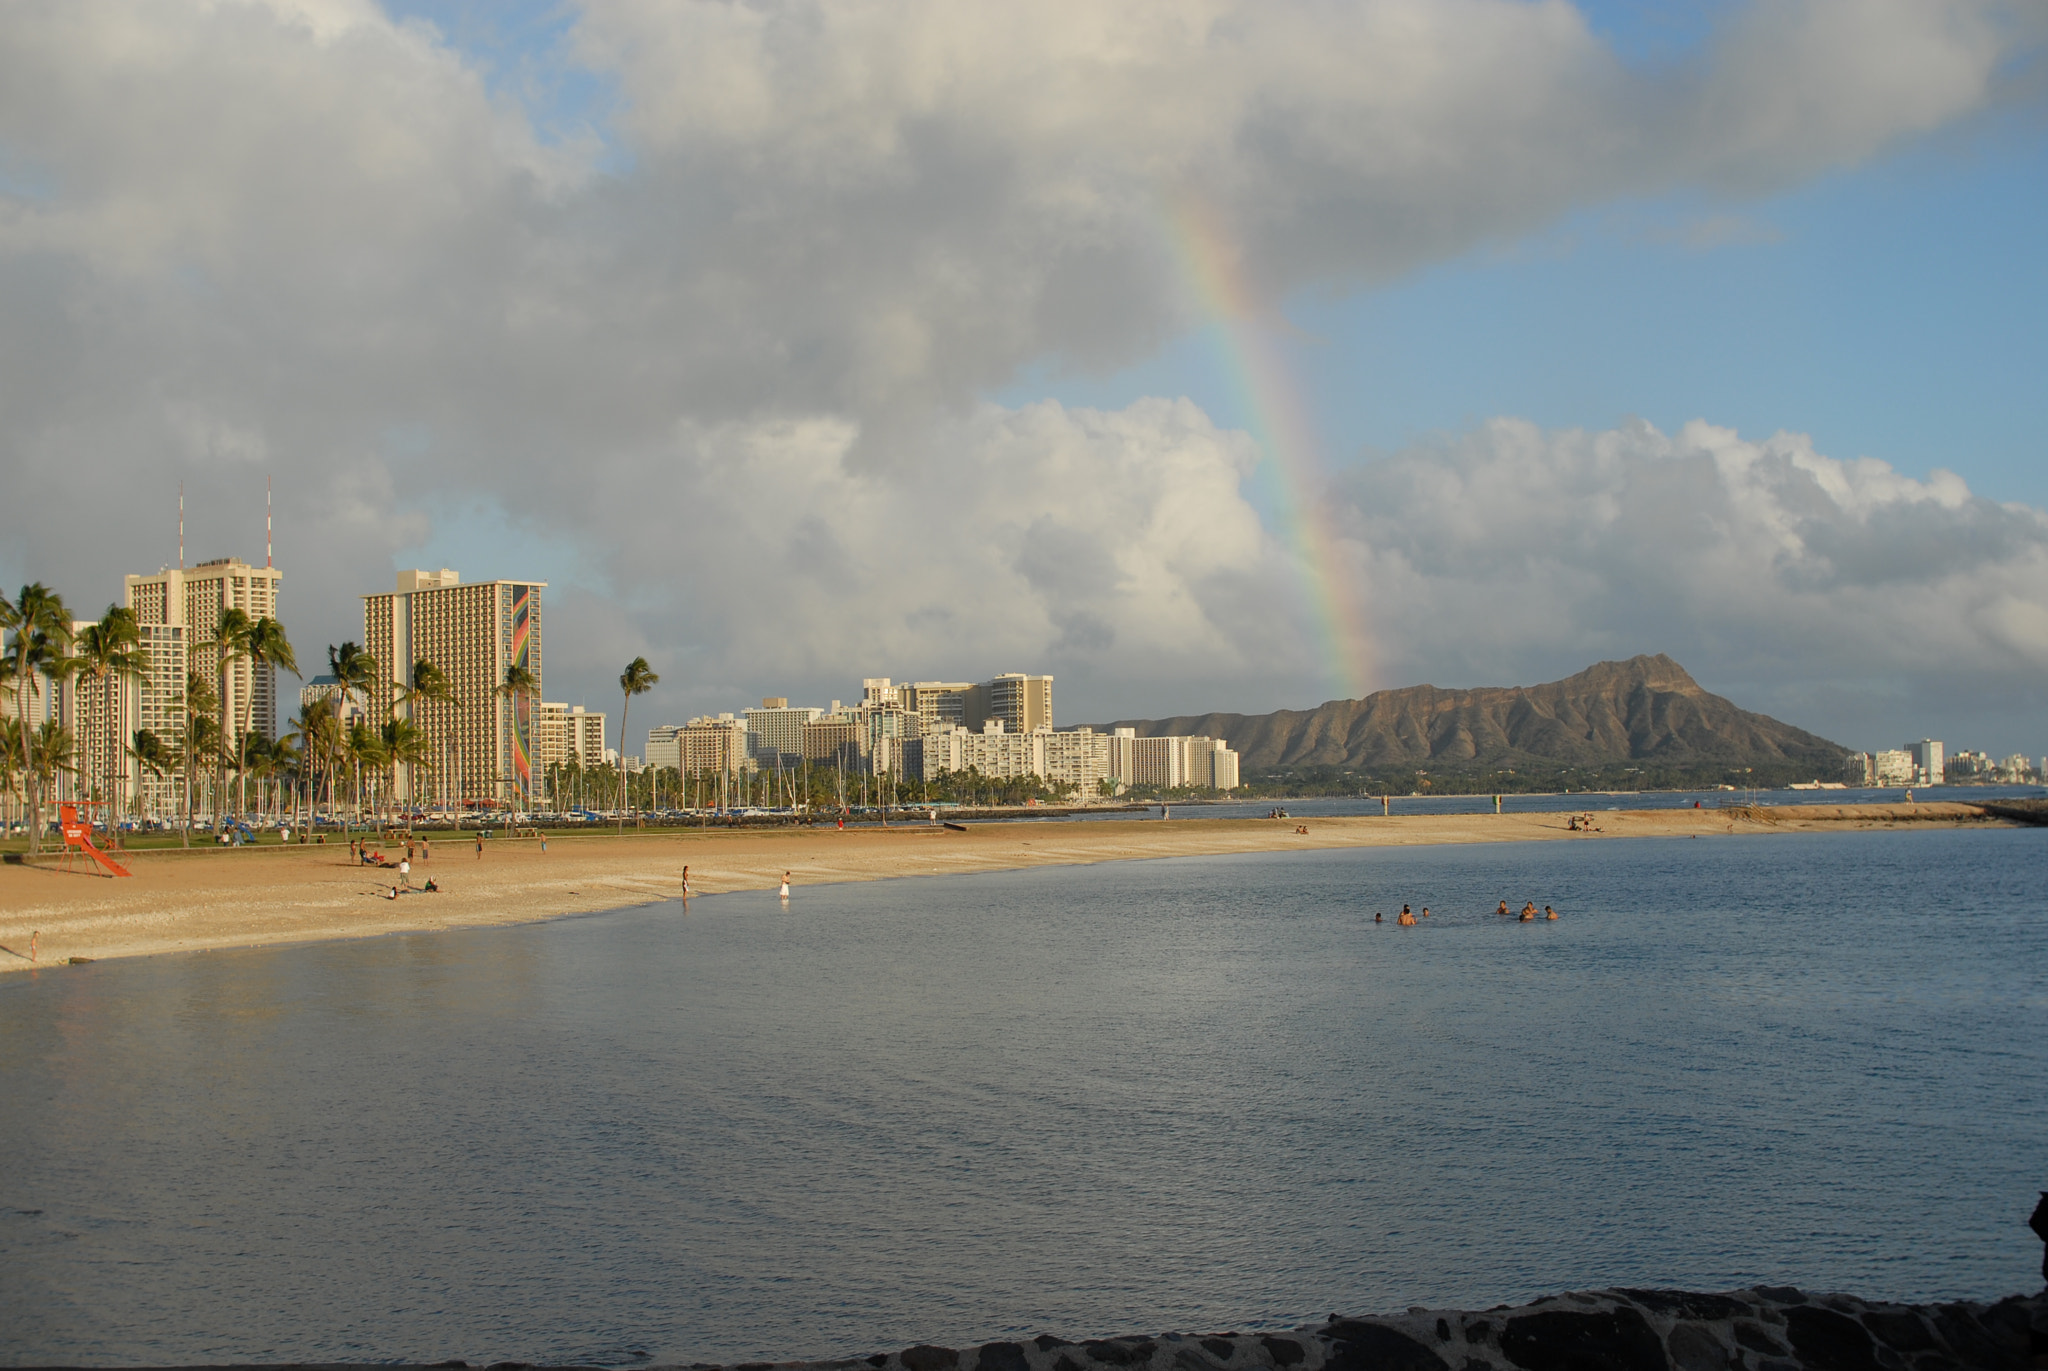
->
[664,1286,2044,1371]
[126,1286,2048,1370]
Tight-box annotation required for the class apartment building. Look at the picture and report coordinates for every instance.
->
[744,698,823,763]
[56,618,188,817]
[1109,728,1239,791]
[127,556,282,745]
[985,672,1053,734]
[537,702,607,769]
[363,569,546,804]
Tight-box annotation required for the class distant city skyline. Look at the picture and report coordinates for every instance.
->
[3,2,2045,755]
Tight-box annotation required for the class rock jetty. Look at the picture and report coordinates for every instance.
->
[661,1286,2043,1371]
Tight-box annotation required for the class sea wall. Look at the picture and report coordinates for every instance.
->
[660,1286,2045,1371]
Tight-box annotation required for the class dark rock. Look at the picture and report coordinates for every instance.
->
[1733,1322,1789,1356]
[1434,1320,1450,1343]
[978,1342,1029,1371]
[1665,1322,1735,1371]
[1928,1302,2029,1370]
[868,1357,888,1368]
[1617,1289,1751,1322]
[1082,1340,1154,1366]
[1173,1349,1222,1371]
[1036,1337,1075,1351]
[1497,1307,1665,1371]
[737,1364,775,1371]
[485,1363,535,1370]
[1053,1355,1084,1371]
[1784,1306,1881,1371]
[902,1348,960,1371]
[1322,1321,1450,1371]
[1861,1309,1938,1353]
[429,1361,470,1367]
[1257,1337,1302,1367]
[1462,1321,1495,1345]
[1198,1340,1236,1361]
[1753,1285,1807,1305]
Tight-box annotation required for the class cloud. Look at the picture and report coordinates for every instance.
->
[1330,418,2048,748]
[0,0,2041,740]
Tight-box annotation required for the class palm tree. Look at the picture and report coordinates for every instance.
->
[73,606,148,845]
[181,670,219,847]
[286,697,339,827]
[28,720,76,811]
[131,728,177,822]
[495,662,540,814]
[616,656,658,833]
[347,720,387,823]
[0,715,20,836]
[327,642,377,830]
[396,658,453,816]
[381,717,431,815]
[2,583,75,854]
[240,615,299,820]
[200,606,252,834]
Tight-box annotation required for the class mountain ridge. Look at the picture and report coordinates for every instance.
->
[1098,654,1850,775]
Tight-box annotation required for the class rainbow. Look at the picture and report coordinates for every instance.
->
[1163,191,1373,700]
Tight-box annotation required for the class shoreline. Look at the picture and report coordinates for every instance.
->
[0,802,2004,974]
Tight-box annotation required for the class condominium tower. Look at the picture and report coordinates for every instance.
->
[362,568,545,805]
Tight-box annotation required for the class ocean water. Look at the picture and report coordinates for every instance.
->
[2,829,2045,1367]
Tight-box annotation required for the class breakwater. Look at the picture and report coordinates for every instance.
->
[171,1286,2047,1371]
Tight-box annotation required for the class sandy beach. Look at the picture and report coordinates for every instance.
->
[0,802,1998,972]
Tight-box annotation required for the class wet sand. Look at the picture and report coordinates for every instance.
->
[0,802,1995,972]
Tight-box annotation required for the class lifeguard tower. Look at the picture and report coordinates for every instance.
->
[58,801,132,878]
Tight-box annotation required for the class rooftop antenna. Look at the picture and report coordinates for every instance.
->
[178,482,185,571]
[266,475,273,568]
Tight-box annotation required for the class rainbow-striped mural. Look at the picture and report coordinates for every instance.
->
[1163,191,1372,700]
[509,584,533,793]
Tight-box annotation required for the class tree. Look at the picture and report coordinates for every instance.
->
[397,658,453,815]
[496,662,539,813]
[241,616,299,819]
[381,717,431,813]
[347,720,387,822]
[131,728,177,821]
[286,697,340,825]
[182,670,219,847]
[28,720,76,807]
[617,656,658,833]
[2,583,75,854]
[199,606,253,833]
[73,605,148,844]
[327,642,378,827]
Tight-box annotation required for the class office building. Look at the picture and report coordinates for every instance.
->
[364,569,546,805]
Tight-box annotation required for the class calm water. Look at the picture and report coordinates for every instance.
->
[3,830,2045,1367]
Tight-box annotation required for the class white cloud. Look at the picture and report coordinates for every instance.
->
[0,0,2041,741]
[1331,418,2048,747]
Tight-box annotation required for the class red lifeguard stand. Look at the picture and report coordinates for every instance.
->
[59,801,132,877]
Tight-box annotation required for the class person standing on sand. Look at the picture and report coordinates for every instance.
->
[398,858,411,889]
[681,865,691,895]
[421,839,430,862]
[476,833,484,859]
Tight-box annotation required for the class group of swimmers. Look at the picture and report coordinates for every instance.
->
[1374,900,1558,925]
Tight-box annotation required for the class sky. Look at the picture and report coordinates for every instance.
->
[3,0,2046,758]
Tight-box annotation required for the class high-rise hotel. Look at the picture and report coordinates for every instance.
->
[363,569,545,806]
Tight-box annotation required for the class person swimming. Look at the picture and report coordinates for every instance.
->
[1544,904,1557,920]
[1374,910,1383,923]
[1519,903,1536,922]
[1397,904,1417,926]
[1420,906,1430,917]
[1497,899,1510,916]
